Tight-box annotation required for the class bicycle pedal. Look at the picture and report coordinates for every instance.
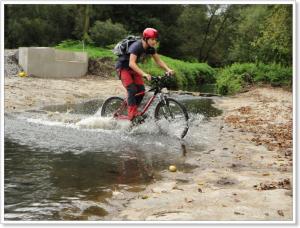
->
[132,115,146,125]
[141,113,148,120]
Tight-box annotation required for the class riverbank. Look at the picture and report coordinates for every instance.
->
[4,76,125,112]
[107,87,293,221]
[3,76,293,221]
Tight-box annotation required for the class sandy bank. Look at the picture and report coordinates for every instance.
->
[4,76,125,112]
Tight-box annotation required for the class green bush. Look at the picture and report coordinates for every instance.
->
[216,62,292,95]
[89,19,127,47]
[215,66,243,95]
[255,63,292,86]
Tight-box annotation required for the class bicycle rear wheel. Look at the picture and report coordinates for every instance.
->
[154,98,189,138]
[101,96,127,117]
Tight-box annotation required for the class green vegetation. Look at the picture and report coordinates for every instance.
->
[89,19,127,47]
[55,40,115,59]
[216,63,292,95]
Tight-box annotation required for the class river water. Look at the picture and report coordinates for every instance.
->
[4,95,222,221]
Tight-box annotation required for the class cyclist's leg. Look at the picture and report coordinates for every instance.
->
[120,69,138,120]
[127,84,138,120]
[135,84,145,106]
[132,70,145,107]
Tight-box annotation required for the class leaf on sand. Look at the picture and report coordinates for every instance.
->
[277,210,284,217]
[234,211,244,215]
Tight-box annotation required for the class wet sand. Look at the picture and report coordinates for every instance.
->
[3,76,293,221]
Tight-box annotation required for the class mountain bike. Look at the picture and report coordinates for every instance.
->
[101,74,189,138]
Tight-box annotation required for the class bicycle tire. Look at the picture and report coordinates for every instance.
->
[101,96,127,117]
[154,98,189,138]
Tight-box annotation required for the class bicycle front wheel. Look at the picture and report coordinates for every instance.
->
[154,98,189,138]
[101,96,127,117]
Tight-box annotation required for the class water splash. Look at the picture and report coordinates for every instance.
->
[76,116,131,131]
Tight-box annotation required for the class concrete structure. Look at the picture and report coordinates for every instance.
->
[18,47,88,78]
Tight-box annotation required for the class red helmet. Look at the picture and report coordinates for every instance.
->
[143,28,159,39]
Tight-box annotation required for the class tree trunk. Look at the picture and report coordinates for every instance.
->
[204,8,231,62]
[198,6,218,61]
[83,5,90,42]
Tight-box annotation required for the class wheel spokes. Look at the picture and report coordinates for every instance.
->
[156,100,189,138]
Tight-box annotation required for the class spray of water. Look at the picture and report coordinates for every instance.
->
[22,110,206,140]
[76,116,131,131]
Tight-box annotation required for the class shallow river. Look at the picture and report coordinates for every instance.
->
[4,95,222,221]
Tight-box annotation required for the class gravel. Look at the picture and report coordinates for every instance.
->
[4,49,23,77]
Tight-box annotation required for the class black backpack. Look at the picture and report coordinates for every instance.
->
[112,35,140,56]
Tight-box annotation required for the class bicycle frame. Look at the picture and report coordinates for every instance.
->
[114,86,164,118]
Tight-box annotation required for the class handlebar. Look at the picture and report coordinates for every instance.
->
[149,73,174,91]
[142,72,174,81]
[151,72,173,81]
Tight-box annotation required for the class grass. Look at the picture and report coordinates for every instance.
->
[55,40,116,59]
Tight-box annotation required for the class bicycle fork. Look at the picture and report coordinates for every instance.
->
[159,94,174,119]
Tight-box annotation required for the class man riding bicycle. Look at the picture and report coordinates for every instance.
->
[115,28,174,120]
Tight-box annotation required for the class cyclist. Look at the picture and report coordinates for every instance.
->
[115,28,174,120]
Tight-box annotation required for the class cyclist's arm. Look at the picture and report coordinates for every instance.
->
[129,54,146,76]
[152,53,172,72]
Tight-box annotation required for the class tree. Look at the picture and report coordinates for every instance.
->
[227,5,270,63]
[203,5,232,62]
[253,5,292,66]
[89,19,127,46]
[177,4,239,66]
[4,5,75,48]
[83,5,91,43]
[198,5,219,61]
[177,5,208,61]
[73,5,93,42]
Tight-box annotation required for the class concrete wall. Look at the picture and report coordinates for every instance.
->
[18,47,88,78]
